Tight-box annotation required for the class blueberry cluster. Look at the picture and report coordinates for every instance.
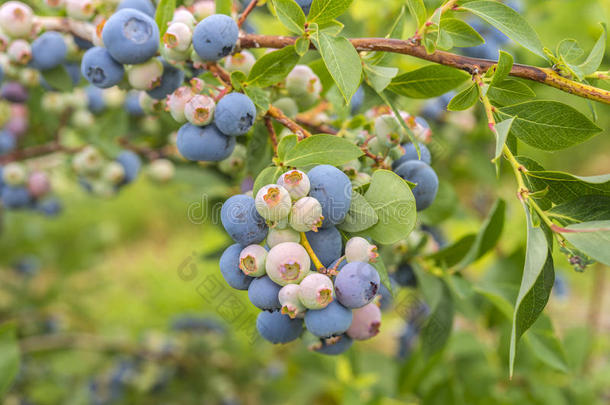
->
[0,162,62,215]
[219,167,391,354]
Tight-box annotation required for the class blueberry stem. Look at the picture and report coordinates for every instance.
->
[299,232,325,273]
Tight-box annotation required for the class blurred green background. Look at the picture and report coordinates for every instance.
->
[1,0,610,404]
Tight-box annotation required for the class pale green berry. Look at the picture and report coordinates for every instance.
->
[102,87,125,108]
[171,9,196,30]
[3,162,27,185]
[73,146,103,175]
[279,284,306,319]
[218,144,246,174]
[265,242,310,286]
[161,44,191,63]
[345,237,378,263]
[72,109,95,129]
[127,58,164,90]
[102,161,126,185]
[277,169,310,200]
[289,196,324,232]
[298,273,334,310]
[239,244,267,277]
[163,22,192,52]
[225,50,256,75]
[148,159,175,183]
[273,97,299,119]
[255,184,292,222]
[266,227,300,248]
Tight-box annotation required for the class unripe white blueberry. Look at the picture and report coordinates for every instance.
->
[289,196,324,233]
[42,92,68,113]
[73,146,103,175]
[139,92,163,114]
[255,184,292,222]
[160,44,191,63]
[239,244,268,277]
[218,143,246,174]
[102,87,126,108]
[72,109,95,129]
[298,273,334,310]
[102,161,126,185]
[19,67,39,86]
[192,0,215,20]
[266,227,300,248]
[265,242,311,286]
[0,2,34,38]
[147,159,175,183]
[166,86,194,123]
[184,94,215,126]
[345,237,378,263]
[346,302,381,340]
[366,137,389,156]
[141,115,160,134]
[225,51,256,75]
[66,0,95,20]
[163,22,192,52]
[65,89,88,109]
[27,171,51,198]
[8,39,31,64]
[127,58,164,90]
[286,65,322,97]
[3,162,27,186]
[277,169,310,200]
[171,8,196,30]
[279,284,306,319]
[374,114,404,147]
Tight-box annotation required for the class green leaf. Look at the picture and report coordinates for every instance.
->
[436,28,454,51]
[447,82,479,111]
[426,234,477,268]
[363,64,398,93]
[490,50,513,86]
[420,278,454,356]
[375,90,417,145]
[407,0,427,29]
[372,259,393,298]
[243,86,270,113]
[509,205,554,378]
[155,0,176,37]
[388,65,470,99]
[493,116,514,162]
[277,134,298,161]
[230,71,247,91]
[520,169,610,205]
[418,181,457,225]
[312,32,362,103]
[295,37,310,56]
[0,323,20,397]
[457,199,506,268]
[561,220,610,266]
[359,170,417,245]
[439,18,484,47]
[557,39,584,65]
[246,122,273,177]
[498,101,602,151]
[215,0,231,15]
[548,196,610,225]
[318,20,344,36]
[487,79,535,106]
[272,0,306,34]
[524,315,569,373]
[578,23,607,75]
[460,0,546,59]
[40,65,74,92]
[307,0,353,24]
[247,46,301,88]
[282,134,363,167]
[253,166,285,196]
[337,192,378,232]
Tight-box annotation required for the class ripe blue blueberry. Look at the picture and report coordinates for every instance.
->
[147,58,185,100]
[0,130,16,155]
[37,197,63,217]
[74,36,94,51]
[350,85,364,115]
[219,243,254,290]
[221,194,268,246]
[214,93,256,136]
[377,277,396,311]
[248,275,282,310]
[102,8,160,65]
[328,257,347,273]
[192,14,238,62]
[81,47,125,89]
[307,165,352,228]
[256,310,303,344]
[394,263,416,287]
[30,31,67,71]
[116,150,141,184]
[170,315,226,333]
[176,123,236,162]
[64,62,82,86]
[346,302,381,340]
[117,0,156,17]
[1,185,31,209]
[394,160,439,211]
[305,226,342,268]
[86,86,106,114]
[295,0,313,16]
[313,335,353,355]
[304,300,352,338]
[124,90,144,116]
[392,142,431,169]
[334,261,380,309]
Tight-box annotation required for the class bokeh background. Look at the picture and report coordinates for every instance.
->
[1,0,610,404]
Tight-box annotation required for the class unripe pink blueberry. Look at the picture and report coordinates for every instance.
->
[127,58,164,90]
[171,8,196,30]
[265,242,310,286]
[225,51,256,75]
[102,161,126,185]
[0,2,34,38]
[166,86,194,123]
[45,0,64,8]
[163,22,192,52]
[279,284,306,319]
[65,0,95,20]
[3,162,27,186]
[27,171,51,198]
[298,273,334,310]
[255,184,292,222]
[184,94,215,126]
[277,169,310,200]
[289,197,324,233]
[346,302,381,340]
[266,227,300,248]
[345,237,378,263]
[147,159,175,183]
[8,39,31,64]
[239,244,268,277]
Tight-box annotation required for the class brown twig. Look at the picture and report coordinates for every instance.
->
[117,137,164,160]
[237,0,258,29]
[204,63,232,87]
[264,116,278,155]
[266,106,311,140]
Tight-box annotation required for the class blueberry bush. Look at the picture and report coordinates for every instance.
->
[1,0,610,403]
